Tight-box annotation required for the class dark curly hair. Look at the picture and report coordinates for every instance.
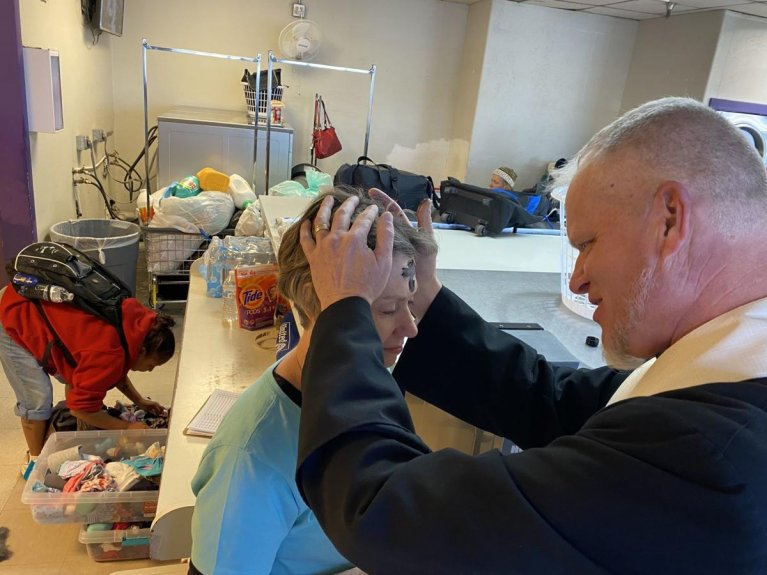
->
[143,313,176,362]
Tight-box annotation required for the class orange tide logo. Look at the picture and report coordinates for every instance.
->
[239,285,265,309]
[238,276,276,310]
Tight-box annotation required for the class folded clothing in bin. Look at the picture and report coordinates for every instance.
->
[21,429,167,524]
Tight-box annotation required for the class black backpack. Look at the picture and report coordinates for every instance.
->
[6,241,132,370]
[334,156,437,212]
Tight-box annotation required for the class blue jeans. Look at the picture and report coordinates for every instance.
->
[0,320,53,421]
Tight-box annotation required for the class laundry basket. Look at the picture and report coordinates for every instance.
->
[242,83,284,124]
[49,219,141,295]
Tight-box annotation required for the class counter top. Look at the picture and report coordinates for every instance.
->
[150,262,276,560]
[258,194,563,274]
[433,229,561,273]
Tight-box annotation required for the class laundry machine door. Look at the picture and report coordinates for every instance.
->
[709,99,767,168]
[731,118,766,162]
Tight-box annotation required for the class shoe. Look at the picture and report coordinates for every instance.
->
[20,451,37,481]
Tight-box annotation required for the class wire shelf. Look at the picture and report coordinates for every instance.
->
[142,226,211,308]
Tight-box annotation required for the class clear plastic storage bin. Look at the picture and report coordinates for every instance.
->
[79,523,151,562]
[21,429,166,524]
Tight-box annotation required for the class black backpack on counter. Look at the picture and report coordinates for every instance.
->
[334,156,436,211]
[6,241,132,369]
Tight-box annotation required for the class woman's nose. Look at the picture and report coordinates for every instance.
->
[398,310,419,339]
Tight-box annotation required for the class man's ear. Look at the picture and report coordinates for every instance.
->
[654,180,689,259]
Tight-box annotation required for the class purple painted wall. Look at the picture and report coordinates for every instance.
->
[0,0,37,285]
[709,98,767,116]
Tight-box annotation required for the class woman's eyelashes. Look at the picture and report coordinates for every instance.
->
[375,300,414,317]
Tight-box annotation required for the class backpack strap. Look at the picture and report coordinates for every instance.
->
[114,304,132,369]
[32,300,77,370]
[33,300,132,371]
[426,176,439,210]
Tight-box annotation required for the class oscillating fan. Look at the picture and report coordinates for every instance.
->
[278,20,322,61]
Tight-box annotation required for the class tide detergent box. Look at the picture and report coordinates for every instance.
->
[234,264,279,330]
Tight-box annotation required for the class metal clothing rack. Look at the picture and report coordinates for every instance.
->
[139,39,263,308]
[265,50,376,193]
[141,39,263,199]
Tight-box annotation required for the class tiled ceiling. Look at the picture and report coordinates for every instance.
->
[443,0,767,21]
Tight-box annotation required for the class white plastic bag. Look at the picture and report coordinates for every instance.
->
[234,202,265,236]
[228,174,257,209]
[269,180,312,197]
[146,191,234,273]
[152,191,235,235]
[135,188,166,223]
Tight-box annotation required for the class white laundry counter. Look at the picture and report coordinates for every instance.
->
[150,262,275,560]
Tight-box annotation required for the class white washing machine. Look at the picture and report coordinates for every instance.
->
[710,98,767,168]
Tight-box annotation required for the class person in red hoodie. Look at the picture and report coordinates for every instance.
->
[0,287,176,477]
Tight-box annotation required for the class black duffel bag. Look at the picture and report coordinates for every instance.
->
[334,156,436,211]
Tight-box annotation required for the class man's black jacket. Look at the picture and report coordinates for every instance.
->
[297,288,767,574]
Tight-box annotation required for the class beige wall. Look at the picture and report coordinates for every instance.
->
[446,0,493,183]
[466,0,637,188]
[20,1,767,238]
[622,11,767,111]
[111,0,468,189]
[706,12,767,103]
[622,12,724,111]
[20,0,117,237]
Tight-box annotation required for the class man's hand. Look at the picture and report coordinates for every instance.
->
[368,189,442,321]
[136,398,167,416]
[127,421,149,430]
[299,194,394,310]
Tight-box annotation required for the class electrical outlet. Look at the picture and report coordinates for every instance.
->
[92,128,105,143]
[75,135,91,151]
[292,3,305,18]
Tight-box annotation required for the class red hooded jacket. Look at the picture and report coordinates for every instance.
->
[0,288,157,412]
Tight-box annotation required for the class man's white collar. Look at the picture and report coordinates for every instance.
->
[607,296,767,405]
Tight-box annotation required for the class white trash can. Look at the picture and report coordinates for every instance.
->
[49,219,141,295]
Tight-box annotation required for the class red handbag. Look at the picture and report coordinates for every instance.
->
[312,96,342,159]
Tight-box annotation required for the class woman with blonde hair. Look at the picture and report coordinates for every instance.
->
[188,187,436,575]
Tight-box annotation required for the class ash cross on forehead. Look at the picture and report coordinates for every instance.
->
[402,259,416,293]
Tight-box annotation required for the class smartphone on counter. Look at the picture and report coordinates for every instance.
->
[488,322,543,331]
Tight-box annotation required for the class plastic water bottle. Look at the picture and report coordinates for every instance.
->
[221,271,239,327]
[12,274,74,303]
[206,237,224,298]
